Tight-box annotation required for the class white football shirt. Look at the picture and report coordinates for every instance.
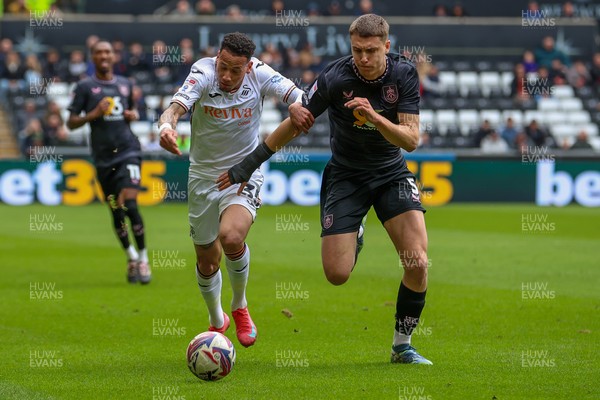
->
[171,56,302,180]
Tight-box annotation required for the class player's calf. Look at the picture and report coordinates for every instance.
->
[399,248,428,292]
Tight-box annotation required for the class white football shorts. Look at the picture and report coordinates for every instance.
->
[188,170,264,245]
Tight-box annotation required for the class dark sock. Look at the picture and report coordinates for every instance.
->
[395,281,426,335]
[124,199,145,250]
[110,207,130,249]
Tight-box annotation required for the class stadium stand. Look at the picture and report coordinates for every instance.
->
[1,0,599,157]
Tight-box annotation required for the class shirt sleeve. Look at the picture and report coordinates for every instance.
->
[302,72,330,119]
[67,82,87,115]
[171,64,207,112]
[397,64,420,114]
[257,62,303,105]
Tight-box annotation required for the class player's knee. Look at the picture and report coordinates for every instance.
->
[400,249,428,271]
[401,249,428,279]
[218,228,245,253]
[196,258,220,276]
[323,264,351,286]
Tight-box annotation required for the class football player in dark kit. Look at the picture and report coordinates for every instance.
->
[67,40,151,285]
[217,14,432,364]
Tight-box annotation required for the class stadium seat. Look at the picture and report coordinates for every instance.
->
[479,72,501,97]
[580,123,599,136]
[457,109,479,134]
[497,62,515,72]
[479,109,502,127]
[457,71,479,97]
[145,95,162,111]
[451,61,473,71]
[501,72,514,94]
[130,121,151,138]
[438,71,457,92]
[524,110,544,125]
[544,111,567,126]
[67,124,90,145]
[551,124,577,137]
[475,61,493,72]
[430,97,450,109]
[433,61,449,71]
[46,82,71,98]
[567,111,591,124]
[502,110,524,127]
[261,109,282,124]
[584,98,598,112]
[552,85,575,98]
[53,95,72,109]
[560,98,583,111]
[176,121,192,136]
[161,95,173,108]
[435,109,457,134]
[537,98,560,111]
[576,86,594,100]
[420,110,434,131]
[589,137,600,150]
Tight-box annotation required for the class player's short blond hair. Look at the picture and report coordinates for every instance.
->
[349,14,389,42]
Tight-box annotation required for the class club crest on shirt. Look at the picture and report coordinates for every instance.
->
[342,90,353,100]
[382,84,398,103]
[323,214,333,229]
[119,84,129,97]
[91,87,102,94]
[239,84,252,98]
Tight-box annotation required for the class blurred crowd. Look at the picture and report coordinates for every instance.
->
[0,32,326,155]
[1,0,598,156]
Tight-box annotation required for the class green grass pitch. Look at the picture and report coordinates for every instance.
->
[0,203,598,399]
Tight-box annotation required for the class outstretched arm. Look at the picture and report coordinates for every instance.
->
[216,117,299,192]
[158,102,188,156]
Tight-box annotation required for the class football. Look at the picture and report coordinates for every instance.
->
[186,331,236,381]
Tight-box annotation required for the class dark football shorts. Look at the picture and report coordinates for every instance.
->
[95,157,142,200]
[320,160,426,237]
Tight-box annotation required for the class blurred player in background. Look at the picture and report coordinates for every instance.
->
[67,40,151,285]
[218,15,432,364]
[159,32,312,347]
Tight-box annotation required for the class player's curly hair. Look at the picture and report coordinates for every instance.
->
[349,14,389,41]
[219,32,256,60]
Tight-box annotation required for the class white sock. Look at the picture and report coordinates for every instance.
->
[393,330,411,347]
[126,245,138,261]
[138,248,148,263]
[196,267,224,328]
[225,244,250,311]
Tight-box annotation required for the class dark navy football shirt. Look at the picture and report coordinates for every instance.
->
[68,75,141,167]
[303,53,419,170]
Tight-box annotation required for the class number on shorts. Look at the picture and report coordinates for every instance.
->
[241,183,259,200]
[126,164,141,181]
[407,177,419,196]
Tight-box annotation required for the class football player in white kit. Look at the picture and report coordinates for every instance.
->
[158,33,313,347]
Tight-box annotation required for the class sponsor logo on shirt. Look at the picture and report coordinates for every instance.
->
[203,106,252,119]
[352,108,383,131]
[174,92,190,101]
